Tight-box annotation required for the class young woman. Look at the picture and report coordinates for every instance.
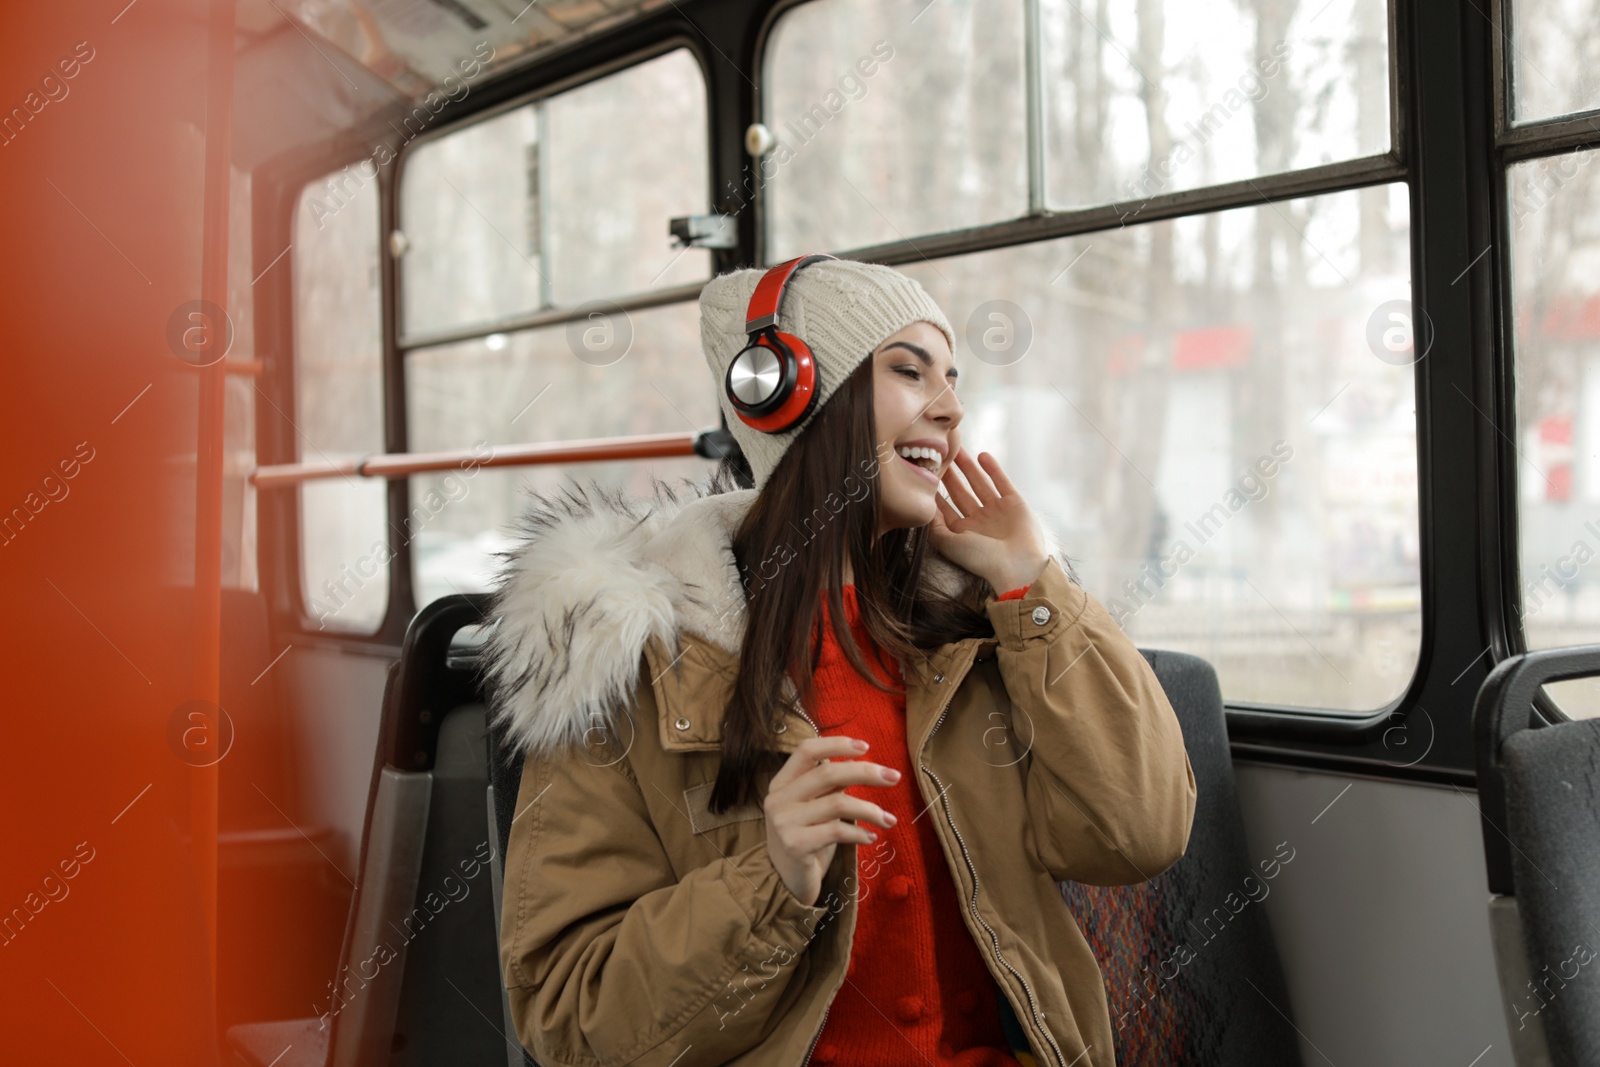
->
[485,257,1196,1067]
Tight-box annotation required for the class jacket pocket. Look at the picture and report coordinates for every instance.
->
[683,779,766,834]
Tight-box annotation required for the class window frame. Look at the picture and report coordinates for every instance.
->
[387,36,717,620]
[281,167,394,638]
[391,37,714,352]
[1490,0,1600,726]
[256,139,409,647]
[256,0,1522,785]
[754,0,1409,267]
[752,0,1483,779]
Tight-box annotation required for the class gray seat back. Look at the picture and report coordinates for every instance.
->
[376,593,522,1066]
[1474,644,1600,1067]
[329,761,432,1067]
[1504,719,1600,1065]
[487,711,541,1067]
[1057,649,1303,1066]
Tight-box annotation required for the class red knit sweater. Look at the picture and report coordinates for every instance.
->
[804,583,1031,1066]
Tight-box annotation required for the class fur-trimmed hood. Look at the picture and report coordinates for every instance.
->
[480,478,981,760]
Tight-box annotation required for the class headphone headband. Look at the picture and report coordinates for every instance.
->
[743,254,837,334]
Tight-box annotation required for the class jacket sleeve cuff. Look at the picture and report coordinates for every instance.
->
[721,841,835,954]
[985,555,1090,652]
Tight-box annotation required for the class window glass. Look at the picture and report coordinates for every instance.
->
[293,168,389,634]
[405,302,716,607]
[1509,147,1600,719]
[1510,0,1600,125]
[1041,0,1390,210]
[400,106,540,338]
[897,183,1418,711]
[400,48,709,339]
[763,0,1027,259]
[544,50,710,306]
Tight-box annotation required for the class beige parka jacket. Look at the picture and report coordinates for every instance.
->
[484,479,1197,1067]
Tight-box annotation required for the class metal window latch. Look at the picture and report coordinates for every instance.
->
[669,214,737,250]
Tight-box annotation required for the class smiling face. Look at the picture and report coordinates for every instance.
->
[871,321,963,536]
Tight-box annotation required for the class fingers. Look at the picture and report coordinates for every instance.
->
[764,735,902,861]
[773,784,897,861]
[788,754,902,805]
[769,736,897,799]
[767,738,900,814]
[793,791,898,833]
[954,447,1002,507]
[788,819,879,855]
[977,450,1019,498]
[942,448,1019,522]
[942,449,986,516]
[768,735,862,792]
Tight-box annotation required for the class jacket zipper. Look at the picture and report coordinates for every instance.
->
[800,1003,829,1067]
[922,664,1071,1067]
[794,701,819,736]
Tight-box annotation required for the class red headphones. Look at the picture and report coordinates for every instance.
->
[724,253,837,434]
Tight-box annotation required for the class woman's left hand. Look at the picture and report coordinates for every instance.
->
[927,434,1052,594]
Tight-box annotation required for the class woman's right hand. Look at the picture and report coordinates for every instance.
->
[762,735,900,907]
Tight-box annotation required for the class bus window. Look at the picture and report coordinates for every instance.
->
[1508,0,1600,124]
[764,0,1412,712]
[398,48,712,609]
[405,305,713,608]
[1040,0,1390,209]
[1509,147,1600,719]
[291,166,388,633]
[763,0,1391,258]
[894,185,1418,713]
[399,47,709,342]
[763,0,1027,260]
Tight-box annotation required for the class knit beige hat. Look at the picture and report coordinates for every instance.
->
[699,259,956,489]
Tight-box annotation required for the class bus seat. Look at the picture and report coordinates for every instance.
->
[487,689,542,1067]
[1474,645,1600,1067]
[366,592,516,1066]
[227,593,512,1067]
[1058,649,1304,1066]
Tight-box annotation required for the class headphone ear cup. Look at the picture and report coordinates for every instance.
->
[731,331,819,434]
[752,331,818,433]
[725,334,793,415]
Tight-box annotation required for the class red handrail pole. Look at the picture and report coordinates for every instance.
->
[249,431,708,488]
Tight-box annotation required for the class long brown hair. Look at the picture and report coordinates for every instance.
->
[707,357,998,813]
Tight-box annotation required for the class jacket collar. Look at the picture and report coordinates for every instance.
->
[481,478,985,760]
[640,628,995,756]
